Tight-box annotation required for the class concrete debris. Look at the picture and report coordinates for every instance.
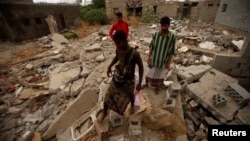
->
[199,41,216,50]
[84,43,101,52]
[45,15,58,34]
[232,39,244,51]
[0,19,249,141]
[19,88,49,100]
[51,33,69,44]
[48,61,81,93]
[42,89,98,140]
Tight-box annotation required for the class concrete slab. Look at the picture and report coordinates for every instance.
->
[48,61,81,93]
[236,104,250,124]
[187,69,240,122]
[42,89,98,140]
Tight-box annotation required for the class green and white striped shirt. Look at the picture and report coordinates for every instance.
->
[149,31,176,68]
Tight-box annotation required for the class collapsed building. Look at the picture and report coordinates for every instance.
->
[212,0,250,91]
[105,0,220,22]
[0,0,81,42]
[0,0,250,141]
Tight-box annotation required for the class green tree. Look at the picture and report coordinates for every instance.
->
[84,9,108,25]
[80,5,92,19]
[140,9,160,23]
[92,0,105,8]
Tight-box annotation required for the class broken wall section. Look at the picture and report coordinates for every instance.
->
[212,36,250,91]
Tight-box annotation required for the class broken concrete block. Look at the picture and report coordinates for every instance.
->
[128,118,142,136]
[154,111,169,119]
[178,65,212,83]
[179,80,188,90]
[95,54,105,62]
[186,111,201,126]
[109,110,123,127]
[189,100,199,109]
[26,64,34,70]
[163,97,176,113]
[38,120,50,133]
[80,67,91,78]
[23,110,44,124]
[168,82,181,98]
[43,105,55,118]
[70,78,85,97]
[42,89,98,140]
[19,131,34,141]
[235,104,250,124]
[84,43,101,52]
[186,68,239,122]
[224,82,250,106]
[204,116,220,125]
[212,94,227,107]
[51,33,69,44]
[56,128,75,141]
[19,88,49,100]
[48,62,81,93]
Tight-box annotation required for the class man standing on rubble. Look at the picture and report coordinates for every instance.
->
[101,30,144,122]
[109,12,129,40]
[143,16,176,94]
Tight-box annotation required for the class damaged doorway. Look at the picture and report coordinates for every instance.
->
[127,7,142,17]
[127,0,142,17]
[58,13,66,30]
[182,3,191,19]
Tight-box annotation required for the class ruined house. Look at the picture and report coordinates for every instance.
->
[105,0,220,22]
[212,0,250,91]
[0,0,81,42]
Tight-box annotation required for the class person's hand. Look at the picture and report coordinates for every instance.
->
[136,83,142,91]
[107,67,112,77]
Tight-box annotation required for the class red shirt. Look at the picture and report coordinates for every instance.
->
[109,20,129,40]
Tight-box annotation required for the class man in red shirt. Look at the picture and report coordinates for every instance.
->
[109,12,129,40]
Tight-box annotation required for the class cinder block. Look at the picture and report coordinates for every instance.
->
[179,80,188,90]
[186,111,201,126]
[225,82,250,106]
[230,68,242,77]
[163,97,176,112]
[109,110,123,127]
[169,82,181,98]
[128,118,142,135]
[189,100,199,109]
[177,72,194,83]
[212,94,227,107]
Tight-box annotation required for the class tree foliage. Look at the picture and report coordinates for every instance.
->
[92,0,105,8]
[140,9,160,23]
[83,8,108,25]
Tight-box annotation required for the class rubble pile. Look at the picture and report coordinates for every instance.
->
[0,20,249,141]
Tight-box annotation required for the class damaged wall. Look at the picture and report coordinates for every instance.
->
[188,0,220,22]
[0,3,81,42]
[215,0,250,34]
[105,0,219,22]
[212,0,250,91]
